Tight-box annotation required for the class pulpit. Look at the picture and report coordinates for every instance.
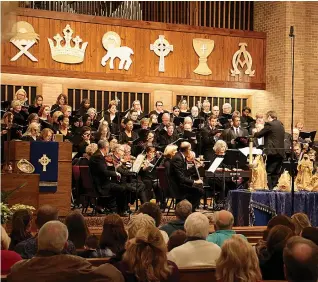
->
[2,141,72,216]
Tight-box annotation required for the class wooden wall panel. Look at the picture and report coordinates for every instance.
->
[1,8,266,90]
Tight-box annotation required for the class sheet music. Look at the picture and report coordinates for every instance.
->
[239,147,263,157]
[208,157,224,173]
[132,154,146,174]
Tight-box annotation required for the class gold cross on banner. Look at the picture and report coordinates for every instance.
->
[38,154,51,172]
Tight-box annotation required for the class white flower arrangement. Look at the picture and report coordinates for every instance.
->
[1,203,35,224]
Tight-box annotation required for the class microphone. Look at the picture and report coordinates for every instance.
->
[289,26,294,37]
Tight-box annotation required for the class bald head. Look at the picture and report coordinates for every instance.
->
[283,236,318,282]
[214,210,234,230]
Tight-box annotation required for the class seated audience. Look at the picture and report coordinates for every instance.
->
[127,213,156,239]
[216,235,262,282]
[9,209,33,250]
[167,230,187,252]
[14,205,76,258]
[1,226,22,275]
[160,200,192,237]
[115,224,179,282]
[98,214,128,260]
[283,236,318,282]
[258,225,294,280]
[207,210,247,247]
[291,213,312,236]
[168,212,221,267]
[302,227,318,246]
[65,211,89,250]
[8,221,124,282]
[83,235,99,256]
[137,202,169,243]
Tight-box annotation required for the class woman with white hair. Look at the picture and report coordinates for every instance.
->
[167,212,221,267]
[11,99,26,127]
[21,122,40,141]
[1,226,22,275]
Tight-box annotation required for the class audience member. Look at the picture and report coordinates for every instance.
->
[98,214,128,260]
[216,235,262,282]
[302,227,318,246]
[207,210,247,247]
[137,202,169,243]
[1,226,22,275]
[258,225,294,280]
[167,230,187,252]
[160,200,192,237]
[8,221,124,282]
[9,209,33,250]
[127,213,155,239]
[283,236,318,282]
[65,211,90,249]
[168,212,221,267]
[291,213,312,236]
[115,224,179,282]
[81,235,100,258]
[14,205,76,258]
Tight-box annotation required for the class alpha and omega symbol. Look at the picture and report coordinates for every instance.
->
[150,35,173,73]
[230,43,255,77]
[39,154,51,172]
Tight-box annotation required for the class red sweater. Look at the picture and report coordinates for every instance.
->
[1,250,22,275]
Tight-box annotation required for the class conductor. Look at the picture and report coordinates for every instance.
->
[253,111,285,189]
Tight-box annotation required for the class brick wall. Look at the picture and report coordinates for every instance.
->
[254,2,318,138]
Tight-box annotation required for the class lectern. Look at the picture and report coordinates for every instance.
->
[2,141,72,216]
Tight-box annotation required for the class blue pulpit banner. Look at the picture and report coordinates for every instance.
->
[30,141,59,192]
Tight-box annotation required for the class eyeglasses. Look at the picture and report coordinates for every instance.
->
[157,104,163,107]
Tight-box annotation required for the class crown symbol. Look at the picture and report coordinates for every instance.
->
[48,24,88,64]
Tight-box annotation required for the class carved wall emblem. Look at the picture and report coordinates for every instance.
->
[150,35,173,72]
[101,31,134,70]
[230,43,255,77]
[193,38,214,76]
[48,24,88,64]
[10,21,39,62]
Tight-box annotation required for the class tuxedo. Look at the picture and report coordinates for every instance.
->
[221,127,249,149]
[168,152,203,209]
[254,119,285,189]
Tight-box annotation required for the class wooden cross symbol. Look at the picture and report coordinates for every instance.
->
[38,154,51,172]
[10,39,38,62]
[150,35,173,72]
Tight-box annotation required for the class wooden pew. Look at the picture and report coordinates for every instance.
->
[1,275,8,282]
[179,267,216,282]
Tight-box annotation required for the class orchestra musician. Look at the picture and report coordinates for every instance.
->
[167,141,204,211]
[89,140,126,215]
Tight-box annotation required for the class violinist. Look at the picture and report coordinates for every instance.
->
[77,126,93,158]
[28,95,43,115]
[168,141,204,211]
[139,146,162,204]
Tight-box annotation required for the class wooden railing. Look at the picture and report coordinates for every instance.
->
[18,1,254,30]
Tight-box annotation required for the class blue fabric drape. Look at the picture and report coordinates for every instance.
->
[30,141,59,193]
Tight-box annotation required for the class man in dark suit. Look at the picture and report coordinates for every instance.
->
[254,111,285,189]
[89,140,126,214]
[221,116,249,149]
[201,115,222,161]
[168,142,204,211]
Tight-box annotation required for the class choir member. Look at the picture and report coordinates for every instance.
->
[82,114,92,128]
[221,116,249,149]
[28,95,43,115]
[178,98,189,114]
[39,128,54,142]
[87,108,99,130]
[14,89,29,109]
[131,100,143,119]
[219,103,233,128]
[212,105,220,118]
[78,98,90,116]
[149,114,158,126]
[95,124,111,142]
[51,94,67,115]
[296,121,304,132]
[171,106,180,119]
[104,101,119,135]
[119,119,138,146]
[149,101,167,116]
[249,112,265,134]
[21,122,40,142]
[61,105,72,118]
[158,122,178,147]
[240,106,254,129]
[201,115,222,161]
[57,115,72,141]
[26,113,39,125]
[38,105,53,130]
[127,109,139,124]
[200,99,212,120]
[52,111,63,133]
